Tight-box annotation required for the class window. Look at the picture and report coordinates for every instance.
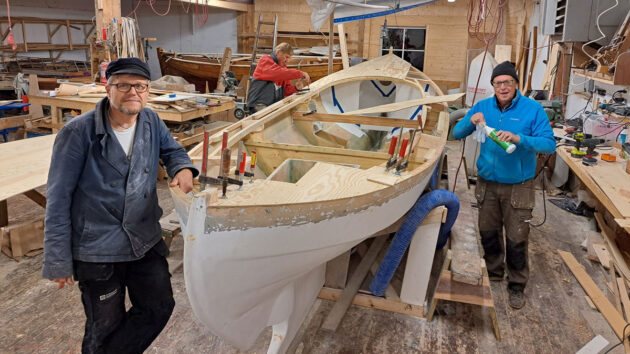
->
[381,27,426,71]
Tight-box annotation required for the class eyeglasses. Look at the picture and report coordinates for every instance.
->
[492,80,515,88]
[109,83,149,93]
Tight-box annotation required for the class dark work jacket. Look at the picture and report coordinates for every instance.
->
[42,98,198,280]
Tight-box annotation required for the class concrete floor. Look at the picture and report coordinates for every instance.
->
[0,142,625,353]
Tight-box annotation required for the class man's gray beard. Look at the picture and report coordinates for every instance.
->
[110,100,143,115]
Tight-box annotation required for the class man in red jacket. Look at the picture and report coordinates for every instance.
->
[246,42,310,112]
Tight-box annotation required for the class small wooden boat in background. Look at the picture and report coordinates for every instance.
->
[170,53,462,353]
[157,47,344,93]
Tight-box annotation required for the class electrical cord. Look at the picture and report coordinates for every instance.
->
[527,153,554,227]
[603,323,630,353]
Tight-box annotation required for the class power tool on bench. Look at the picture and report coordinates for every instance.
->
[570,132,603,158]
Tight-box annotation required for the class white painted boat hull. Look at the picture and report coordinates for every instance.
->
[173,171,432,352]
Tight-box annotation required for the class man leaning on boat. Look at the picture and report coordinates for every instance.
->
[246,42,311,113]
[42,57,199,353]
[452,61,555,310]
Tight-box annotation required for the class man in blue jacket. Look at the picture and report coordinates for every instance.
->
[453,61,555,309]
[42,58,198,352]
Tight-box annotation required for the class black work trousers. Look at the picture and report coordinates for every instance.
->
[475,177,535,291]
[74,241,174,354]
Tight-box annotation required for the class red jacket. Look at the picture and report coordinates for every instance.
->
[252,54,303,96]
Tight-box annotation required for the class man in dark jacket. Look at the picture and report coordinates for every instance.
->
[246,42,310,112]
[42,57,198,353]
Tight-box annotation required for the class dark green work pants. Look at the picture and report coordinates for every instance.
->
[475,177,535,291]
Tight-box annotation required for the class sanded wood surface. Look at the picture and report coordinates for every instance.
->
[343,93,464,116]
[556,144,630,232]
[446,150,483,285]
[558,249,629,340]
[0,135,55,201]
[291,112,420,129]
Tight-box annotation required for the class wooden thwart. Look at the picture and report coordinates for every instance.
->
[292,112,420,129]
[343,93,464,115]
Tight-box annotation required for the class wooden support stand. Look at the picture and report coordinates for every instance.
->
[425,250,501,340]
[318,206,447,329]
[160,211,183,274]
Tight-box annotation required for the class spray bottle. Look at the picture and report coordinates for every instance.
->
[484,125,516,154]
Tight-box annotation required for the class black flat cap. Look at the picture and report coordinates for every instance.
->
[105,57,151,80]
[491,61,519,83]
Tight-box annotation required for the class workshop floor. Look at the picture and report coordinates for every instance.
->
[0,142,624,353]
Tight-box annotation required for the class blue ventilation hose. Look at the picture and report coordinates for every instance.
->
[369,189,459,296]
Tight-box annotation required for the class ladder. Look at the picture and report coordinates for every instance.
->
[247,13,278,84]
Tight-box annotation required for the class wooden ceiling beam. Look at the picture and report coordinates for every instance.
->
[177,0,252,12]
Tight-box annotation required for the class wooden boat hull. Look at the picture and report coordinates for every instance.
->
[157,47,344,93]
[170,54,457,353]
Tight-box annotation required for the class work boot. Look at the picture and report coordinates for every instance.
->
[488,272,504,281]
[508,287,525,309]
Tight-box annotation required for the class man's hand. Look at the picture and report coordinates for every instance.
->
[170,168,194,193]
[470,112,485,125]
[301,71,310,83]
[495,130,520,144]
[295,80,305,90]
[52,277,74,289]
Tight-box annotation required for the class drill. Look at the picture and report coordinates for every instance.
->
[570,133,602,157]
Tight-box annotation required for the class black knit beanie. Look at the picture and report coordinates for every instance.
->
[491,61,519,84]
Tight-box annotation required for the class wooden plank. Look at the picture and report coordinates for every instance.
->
[0,200,7,227]
[215,47,232,93]
[318,287,425,318]
[328,11,334,75]
[177,0,251,12]
[337,23,349,70]
[321,235,387,331]
[494,44,512,63]
[0,135,55,201]
[23,189,46,208]
[594,212,630,283]
[0,115,27,130]
[433,270,494,307]
[324,250,350,289]
[558,250,629,341]
[446,151,483,286]
[618,277,630,321]
[343,93,464,116]
[593,243,611,269]
[610,261,623,315]
[585,295,597,310]
[292,112,420,129]
[2,219,45,261]
[28,74,43,118]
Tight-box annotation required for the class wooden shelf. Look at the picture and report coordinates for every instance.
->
[571,53,630,86]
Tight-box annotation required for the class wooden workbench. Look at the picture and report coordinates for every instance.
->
[555,137,630,233]
[0,135,55,260]
[29,95,235,132]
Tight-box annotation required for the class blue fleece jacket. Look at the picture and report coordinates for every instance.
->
[453,91,556,184]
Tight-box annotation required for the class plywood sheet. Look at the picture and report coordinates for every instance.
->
[0,135,55,201]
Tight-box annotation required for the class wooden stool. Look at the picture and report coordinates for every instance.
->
[426,249,501,340]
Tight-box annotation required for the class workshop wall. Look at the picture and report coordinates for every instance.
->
[123,2,238,80]
[4,1,94,62]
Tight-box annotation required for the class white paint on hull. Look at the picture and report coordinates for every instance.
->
[176,171,433,352]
